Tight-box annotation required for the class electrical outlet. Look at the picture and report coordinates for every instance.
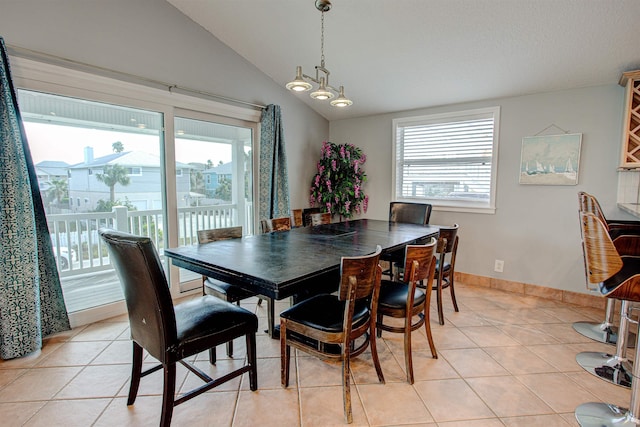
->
[494,259,504,273]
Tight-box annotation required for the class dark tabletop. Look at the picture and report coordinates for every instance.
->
[165,219,439,300]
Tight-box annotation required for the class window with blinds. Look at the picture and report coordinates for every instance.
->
[392,107,500,213]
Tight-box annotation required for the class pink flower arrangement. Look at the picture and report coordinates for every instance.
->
[309,141,368,219]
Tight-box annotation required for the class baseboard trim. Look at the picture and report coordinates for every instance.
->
[455,272,605,309]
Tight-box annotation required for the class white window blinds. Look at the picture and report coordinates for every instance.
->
[393,107,499,212]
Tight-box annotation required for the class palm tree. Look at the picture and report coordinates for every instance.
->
[112,141,124,153]
[46,178,68,208]
[96,164,130,203]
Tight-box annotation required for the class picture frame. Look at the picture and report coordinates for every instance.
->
[519,133,582,185]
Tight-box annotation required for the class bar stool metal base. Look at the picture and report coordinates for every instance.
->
[576,351,632,388]
[575,402,639,426]
[573,321,618,345]
[573,322,637,347]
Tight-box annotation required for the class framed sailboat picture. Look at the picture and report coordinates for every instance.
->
[519,133,582,185]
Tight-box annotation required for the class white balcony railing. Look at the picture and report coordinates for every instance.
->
[48,203,251,277]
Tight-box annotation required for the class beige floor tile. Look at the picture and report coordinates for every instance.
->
[444,310,493,327]
[350,345,405,385]
[69,321,129,341]
[413,378,494,422]
[559,411,581,426]
[0,343,63,369]
[300,385,369,426]
[497,324,561,345]
[173,391,240,426]
[438,419,504,427]
[440,348,509,377]
[483,346,557,374]
[0,368,26,388]
[95,393,236,427]
[55,363,130,399]
[565,370,631,409]
[539,323,595,344]
[90,339,133,365]
[466,376,554,417]
[233,388,299,427]
[459,326,520,347]
[35,340,110,367]
[540,307,598,323]
[357,382,433,426]
[0,366,82,402]
[296,356,342,388]
[457,297,504,311]
[510,308,564,324]
[430,326,477,349]
[526,344,583,372]
[501,414,572,426]
[240,356,295,390]
[479,309,531,325]
[516,372,597,413]
[0,402,46,427]
[24,398,111,427]
[400,350,459,381]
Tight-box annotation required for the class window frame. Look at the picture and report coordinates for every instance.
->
[392,106,500,214]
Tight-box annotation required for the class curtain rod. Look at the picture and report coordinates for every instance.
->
[6,44,267,111]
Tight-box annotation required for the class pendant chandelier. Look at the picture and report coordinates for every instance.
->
[286,0,352,107]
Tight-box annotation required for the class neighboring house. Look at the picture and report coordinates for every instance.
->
[68,147,192,212]
[35,160,70,192]
[203,162,232,198]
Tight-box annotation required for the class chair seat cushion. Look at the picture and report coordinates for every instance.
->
[280,294,370,333]
[174,295,258,358]
[204,277,257,302]
[379,280,426,310]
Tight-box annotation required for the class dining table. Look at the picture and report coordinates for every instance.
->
[164,218,440,337]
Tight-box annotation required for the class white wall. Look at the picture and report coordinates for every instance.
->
[0,0,328,209]
[330,85,631,293]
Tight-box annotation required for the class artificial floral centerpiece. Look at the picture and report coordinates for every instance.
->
[309,141,368,219]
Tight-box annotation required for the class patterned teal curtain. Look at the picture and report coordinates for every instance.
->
[0,37,70,359]
[259,104,290,220]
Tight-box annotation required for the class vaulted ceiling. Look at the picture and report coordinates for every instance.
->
[167,0,640,121]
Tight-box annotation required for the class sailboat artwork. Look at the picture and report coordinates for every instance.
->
[519,133,582,185]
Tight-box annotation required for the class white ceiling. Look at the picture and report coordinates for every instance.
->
[167,0,640,121]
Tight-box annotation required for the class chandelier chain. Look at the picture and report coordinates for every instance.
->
[320,11,325,68]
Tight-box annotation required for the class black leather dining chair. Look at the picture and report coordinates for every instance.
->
[198,226,263,363]
[280,246,384,424]
[377,240,438,383]
[302,207,322,226]
[99,228,258,427]
[432,224,460,325]
[382,202,432,280]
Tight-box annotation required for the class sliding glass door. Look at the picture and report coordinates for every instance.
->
[173,112,255,291]
[19,89,166,314]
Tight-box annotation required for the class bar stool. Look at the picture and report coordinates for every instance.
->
[574,212,640,426]
[573,191,640,346]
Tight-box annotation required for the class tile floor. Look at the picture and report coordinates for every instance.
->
[0,282,632,426]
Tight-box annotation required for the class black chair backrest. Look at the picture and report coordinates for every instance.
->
[302,207,322,227]
[99,228,175,362]
[338,245,382,301]
[437,224,459,254]
[389,202,432,225]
